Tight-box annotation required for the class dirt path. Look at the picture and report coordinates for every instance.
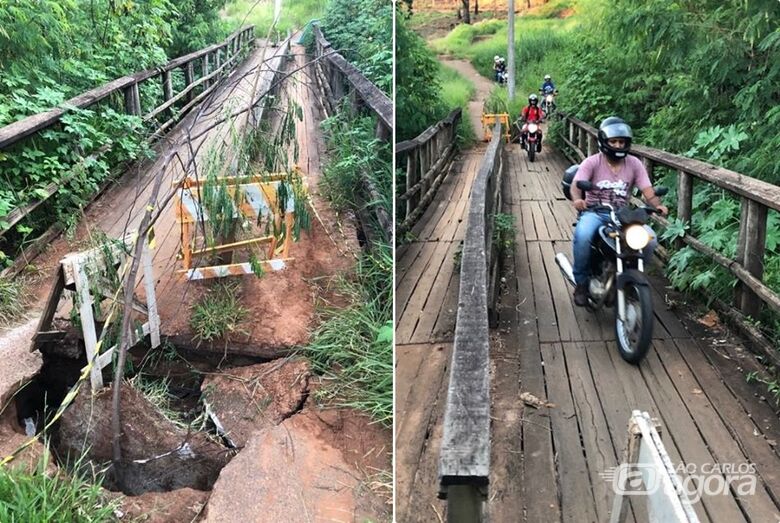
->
[440,58,495,141]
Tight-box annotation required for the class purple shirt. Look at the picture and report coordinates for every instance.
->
[573,153,651,207]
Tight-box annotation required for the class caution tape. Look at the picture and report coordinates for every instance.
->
[1,231,143,467]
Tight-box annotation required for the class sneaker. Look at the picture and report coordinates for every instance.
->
[574,284,588,307]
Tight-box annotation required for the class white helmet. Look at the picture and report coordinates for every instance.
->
[494,55,500,61]
[544,74,551,81]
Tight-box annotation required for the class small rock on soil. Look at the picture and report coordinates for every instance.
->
[116,487,209,523]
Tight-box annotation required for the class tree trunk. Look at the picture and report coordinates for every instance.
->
[462,0,471,23]
[474,0,479,15]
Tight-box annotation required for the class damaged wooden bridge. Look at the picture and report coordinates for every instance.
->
[396,105,780,522]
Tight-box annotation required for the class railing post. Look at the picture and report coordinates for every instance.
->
[677,169,693,231]
[735,198,768,318]
[586,133,596,157]
[406,151,416,222]
[184,62,195,102]
[375,121,390,142]
[202,54,210,89]
[578,127,587,156]
[124,83,140,116]
[216,47,222,70]
[568,119,575,147]
[162,70,173,102]
[642,158,655,184]
[445,485,485,523]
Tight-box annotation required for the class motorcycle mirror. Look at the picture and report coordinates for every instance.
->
[654,186,669,197]
[576,180,593,191]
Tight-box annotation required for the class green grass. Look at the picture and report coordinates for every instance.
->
[130,374,195,430]
[430,1,579,108]
[438,63,477,145]
[304,247,392,427]
[0,450,121,523]
[190,282,248,344]
[308,106,392,427]
[0,276,28,326]
[222,0,326,37]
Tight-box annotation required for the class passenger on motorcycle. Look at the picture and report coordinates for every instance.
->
[519,94,545,151]
[569,117,668,306]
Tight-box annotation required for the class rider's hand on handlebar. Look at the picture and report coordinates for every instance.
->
[656,204,669,217]
[574,199,588,211]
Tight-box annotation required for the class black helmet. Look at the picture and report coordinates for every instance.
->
[597,116,633,160]
[562,164,579,200]
[528,94,538,106]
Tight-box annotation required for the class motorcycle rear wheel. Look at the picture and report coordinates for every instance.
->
[615,283,653,364]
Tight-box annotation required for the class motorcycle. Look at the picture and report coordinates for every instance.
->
[540,90,556,118]
[496,70,508,85]
[554,165,668,363]
[521,121,541,162]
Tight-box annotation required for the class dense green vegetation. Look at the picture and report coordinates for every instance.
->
[223,0,325,40]
[320,0,393,95]
[396,13,448,141]
[557,0,780,339]
[439,63,477,144]
[303,1,393,426]
[0,0,231,266]
[429,7,574,117]
[429,0,780,340]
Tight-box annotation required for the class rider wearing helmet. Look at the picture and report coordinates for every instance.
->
[541,74,556,94]
[569,117,668,306]
[519,94,545,150]
[493,56,505,82]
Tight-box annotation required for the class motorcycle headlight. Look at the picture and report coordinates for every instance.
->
[528,123,538,133]
[624,225,650,250]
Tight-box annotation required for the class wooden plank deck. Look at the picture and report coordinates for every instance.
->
[396,139,780,522]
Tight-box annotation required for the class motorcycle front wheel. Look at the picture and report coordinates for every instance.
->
[527,144,536,162]
[615,283,653,364]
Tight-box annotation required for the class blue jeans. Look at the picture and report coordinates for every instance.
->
[572,211,657,285]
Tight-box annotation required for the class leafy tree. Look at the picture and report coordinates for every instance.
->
[395,13,447,141]
[320,0,393,95]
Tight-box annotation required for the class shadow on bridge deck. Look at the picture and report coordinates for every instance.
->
[396,139,780,522]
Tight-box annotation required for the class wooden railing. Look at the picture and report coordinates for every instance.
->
[311,25,393,242]
[0,26,255,239]
[559,114,780,354]
[396,108,462,238]
[438,122,504,521]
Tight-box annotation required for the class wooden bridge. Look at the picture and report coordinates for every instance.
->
[0,23,391,358]
[395,113,780,522]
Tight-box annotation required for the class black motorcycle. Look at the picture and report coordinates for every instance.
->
[555,165,668,363]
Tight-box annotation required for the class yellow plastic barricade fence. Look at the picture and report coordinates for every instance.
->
[481,113,511,143]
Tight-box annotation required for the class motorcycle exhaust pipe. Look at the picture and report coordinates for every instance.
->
[554,253,576,288]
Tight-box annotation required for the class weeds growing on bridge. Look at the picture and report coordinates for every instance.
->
[305,106,392,427]
[0,276,29,326]
[190,282,248,345]
[493,212,517,255]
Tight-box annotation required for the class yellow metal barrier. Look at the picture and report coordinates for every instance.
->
[481,113,511,143]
